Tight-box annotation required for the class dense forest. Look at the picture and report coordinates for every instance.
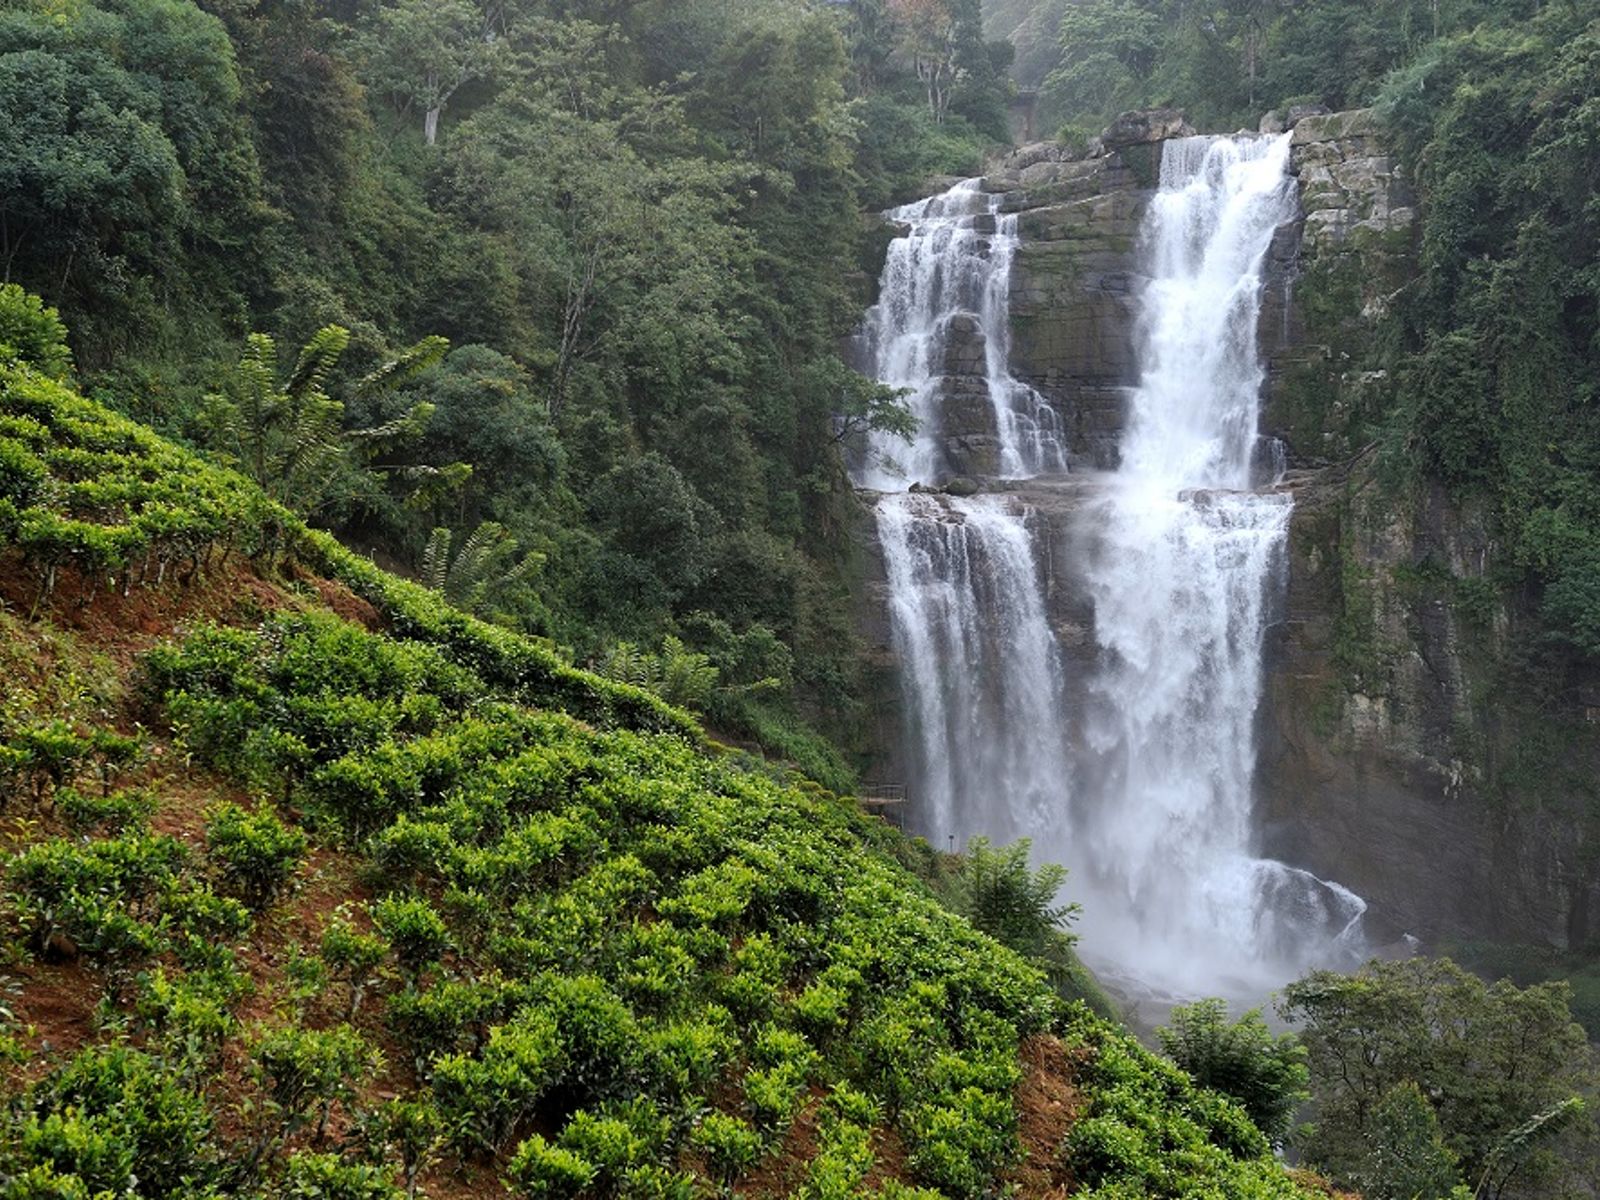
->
[6,0,1600,1197]
[0,0,1020,787]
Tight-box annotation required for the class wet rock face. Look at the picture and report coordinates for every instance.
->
[985,152,1148,471]
[1291,109,1417,255]
[1259,108,1419,467]
[1259,467,1600,950]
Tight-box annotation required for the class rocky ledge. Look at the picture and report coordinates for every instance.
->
[915,107,1418,477]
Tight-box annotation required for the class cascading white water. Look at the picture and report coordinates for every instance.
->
[1073,135,1365,995]
[862,136,1364,1002]
[858,179,1066,488]
[877,493,1070,844]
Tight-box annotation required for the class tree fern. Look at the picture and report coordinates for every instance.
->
[421,528,453,594]
[419,521,543,619]
[204,327,465,518]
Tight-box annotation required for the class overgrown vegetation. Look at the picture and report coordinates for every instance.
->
[1282,959,1599,1198]
[1157,999,1307,1149]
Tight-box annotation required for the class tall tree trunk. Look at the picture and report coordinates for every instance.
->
[425,106,441,145]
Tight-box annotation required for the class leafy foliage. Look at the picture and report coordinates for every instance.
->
[0,286,72,381]
[202,326,458,519]
[1280,957,1600,1197]
[1157,998,1309,1148]
[204,800,308,913]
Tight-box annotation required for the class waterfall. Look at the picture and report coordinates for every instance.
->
[861,137,1364,1002]
[877,492,1070,844]
[1074,135,1364,995]
[858,179,1067,488]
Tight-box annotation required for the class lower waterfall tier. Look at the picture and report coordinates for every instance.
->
[869,479,1368,998]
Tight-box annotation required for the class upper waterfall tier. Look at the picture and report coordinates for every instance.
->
[854,179,1067,489]
[1123,135,1295,492]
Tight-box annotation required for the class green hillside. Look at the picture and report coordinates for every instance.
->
[0,321,1314,1196]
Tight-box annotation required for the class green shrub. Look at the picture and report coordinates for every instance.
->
[556,1101,666,1186]
[744,1062,808,1136]
[688,1111,760,1184]
[18,1045,219,1197]
[0,286,73,380]
[537,974,641,1098]
[280,1150,405,1200]
[372,895,449,979]
[1157,998,1309,1148]
[431,1009,563,1155]
[57,787,157,834]
[6,721,94,802]
[797,1115,873,1200]
[360,1097,444,1200]
[905,1088,1014,1198]
[320,907,389,1018]
[249,1024,380,1149]
[204,801,307,911]
[639,1012,735,1099]
[7,831,185,964]
[133,966,238,1067]
[1057,1006,1297,1198]
[387,976,520,1068]
[506,1134,595,1200]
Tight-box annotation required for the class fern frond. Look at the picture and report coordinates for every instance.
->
[447,522,510,594]
[347,401,435,445]
[355,336,449,400]
[286,324,351,403]
[421,528,452,593]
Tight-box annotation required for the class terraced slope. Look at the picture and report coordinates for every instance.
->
[0,354,1315,1197]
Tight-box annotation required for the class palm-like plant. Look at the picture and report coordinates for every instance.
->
[420,522,542,617]
[204,326,451,516]
[598,636,720,711]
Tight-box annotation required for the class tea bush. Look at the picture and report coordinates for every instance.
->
[205,800,307,911]
[0,363,284,611]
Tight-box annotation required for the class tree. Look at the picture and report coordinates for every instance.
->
[364,0,503,144]
[420,521,543,620]
[0,285,72,380]
[888,0,996,125]
[1040,0,1163,126]
[203,326,457,518]
[943,838,1080,980]
[1280,958,1600,1199]
[1157,998,1309,1148]
[586,453,716,602]
[0,0,265,357]
[1351,1081,1467,1200]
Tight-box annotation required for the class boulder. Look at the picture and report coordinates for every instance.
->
[1004,142,1066,172]
[1100,108,1194,149]
[1285,103,1332,129]
[1259,110,1287,135]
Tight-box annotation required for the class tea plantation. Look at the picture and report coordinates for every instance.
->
[0,345,1313,1196]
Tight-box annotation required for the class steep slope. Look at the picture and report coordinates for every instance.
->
[0,348,1313,1196]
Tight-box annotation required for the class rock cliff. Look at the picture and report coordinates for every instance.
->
[858,108,1600,961]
